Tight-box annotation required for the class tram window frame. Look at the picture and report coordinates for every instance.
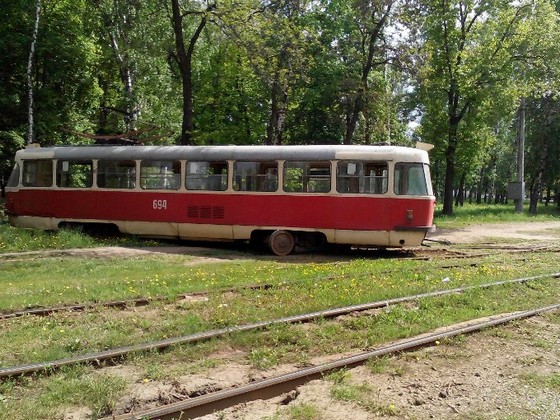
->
[283,161,331,193]
[185,161,228,191]
[394,162,429,196]
[233,161,278,192]
[336,161,388,194]
[97,160,137,189]
[140,160,181,190]
[56,160,93,189]
[22,160,53,187]
[7,162,20,187]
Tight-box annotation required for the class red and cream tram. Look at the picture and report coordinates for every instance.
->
[5,144,435,255]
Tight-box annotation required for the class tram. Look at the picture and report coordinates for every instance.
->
[5,144,436,255]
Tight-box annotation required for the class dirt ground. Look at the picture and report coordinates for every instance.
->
[192,221,560,419]
[151,222,560,420]
[62,221,560,420]
[192,317,560,420]
[426,220,560,245]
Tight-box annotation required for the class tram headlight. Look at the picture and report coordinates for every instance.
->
[406,209,414,222]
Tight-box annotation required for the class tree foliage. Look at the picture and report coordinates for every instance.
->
[413,0,560,215]
[525,95,560,212]
[1,0,560,212]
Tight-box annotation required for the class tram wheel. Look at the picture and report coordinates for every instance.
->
[268,230,295,256]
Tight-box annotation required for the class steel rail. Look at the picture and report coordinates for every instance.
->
[0,297,153,320]
[1,272,558,379]
[412,246,560,261]
[104,302,560,420]
[0,283,273,320]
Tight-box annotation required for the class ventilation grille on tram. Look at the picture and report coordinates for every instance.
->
[187,206,225,219]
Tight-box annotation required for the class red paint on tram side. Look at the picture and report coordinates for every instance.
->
[7,189,434,231]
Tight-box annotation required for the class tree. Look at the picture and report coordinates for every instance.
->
[300,0,406,145]
[1,0,38,138]
[414,0,555,215]
[0,1,39,186]
[86,1,179,144]
[169,0,216,145]
[222,0,318,145]
[525,95,560,214]
[0,0,102,147]
[0,131,24,197]
[193,41,265,145]
[93,0,142,134]
[34,0,102,144]
[27,0,42,144]
[341,0,394,144]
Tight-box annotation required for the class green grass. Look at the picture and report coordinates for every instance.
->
[0,249,514,311]
[434,202,560,229]
[520,372,560,393]
[0,198,160,252]
[327,372,398,416]
[285,404,322,420]
[0,366,126,419]
[0,254,558,419]
[0,222,158,254]
[0,201,560,419]
[0,249,557,368]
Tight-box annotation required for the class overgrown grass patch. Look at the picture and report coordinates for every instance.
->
[284,403,322,420]
[1,271,559,419]
[0,256,272,310]
[0,365,126,420]
[0,222,157,254]
[366,356,392,374]
[1,207,560,418]
[520,372,560,393]
[1,250,558,368]
[326,372,399,416]
[225,275,560,368]
[127,338,225,382]
[434,202,560,229]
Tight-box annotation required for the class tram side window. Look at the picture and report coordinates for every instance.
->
[22,160,53,187]
[7,163,20,187]
[57,160,93,188]
[233,161,278,192]
[97,160,136,189]
[140,160,181,190]
[394,163,429,196]
[186,161,228,191]
[337,161,388,194]
[283,161,331,193]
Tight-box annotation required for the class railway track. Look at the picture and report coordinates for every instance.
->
[1,272,558,379]
[1,249,552,321]
[103,302,560,419]
[1,242,556,263]
[0,283,274,320]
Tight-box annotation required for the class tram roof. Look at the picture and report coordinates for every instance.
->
[15,144,430,163]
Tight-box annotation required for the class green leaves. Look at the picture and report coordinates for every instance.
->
[1,0,560,205]
[412,0,560,214]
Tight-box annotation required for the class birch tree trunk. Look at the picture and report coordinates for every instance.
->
[27,0,41,145]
